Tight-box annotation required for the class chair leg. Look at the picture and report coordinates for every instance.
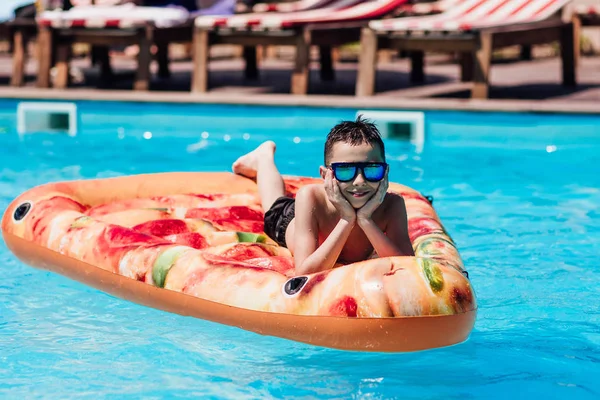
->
[332,47,340,63]
[319,46,334,81]
[559,20,577,87]
[243,46,259,80]
[55,42,71,89]
[192,28,209,93]
[291,28,311,95]
[257,45,263,63]
[356,27,378,97]
[520,45,532,60]
[156,42,170,78]
[10,30,26,87]
[378,49,394,63]
[36,27,52,88]
[409,51,424,83]
[91,45,113,83]
[134,27,152,91]
[572,15,581,69]
[459,52,473,82]
[90,45,101,66]
[472,32,492,99]
[265,45,277,59]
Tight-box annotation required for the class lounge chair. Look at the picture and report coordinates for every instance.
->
[192,0,409,94]
[356,0,578,99]
[397,0,538,60]
[36,4,191,89]
[35,0,236,90]
[2,0,37,87]
[251,0,343,58]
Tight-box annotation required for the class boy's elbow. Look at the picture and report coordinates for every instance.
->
[295,266,309,276]
[294,256,309,275]
[295,257,326,276]
[295,261,315,276]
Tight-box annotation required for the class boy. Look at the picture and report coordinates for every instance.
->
[232,116,414,275]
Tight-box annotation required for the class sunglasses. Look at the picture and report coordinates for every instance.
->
[329,162,388,183]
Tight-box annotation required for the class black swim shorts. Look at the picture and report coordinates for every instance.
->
[263,196,295,247]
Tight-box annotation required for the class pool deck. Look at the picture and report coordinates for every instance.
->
[1,50,599,114]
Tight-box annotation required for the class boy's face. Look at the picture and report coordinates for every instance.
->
[320,142,387,209]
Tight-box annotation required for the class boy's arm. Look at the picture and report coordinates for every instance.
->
[293,185,356,275]
[386,195,415,256]
[357,184,415,257]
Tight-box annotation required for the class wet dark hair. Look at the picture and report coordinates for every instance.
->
[324,115,385,164]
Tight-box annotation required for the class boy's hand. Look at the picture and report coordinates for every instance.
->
[325,169,356,223]
[357,176,388,224]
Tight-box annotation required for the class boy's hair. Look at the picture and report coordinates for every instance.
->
[324,115,386,164]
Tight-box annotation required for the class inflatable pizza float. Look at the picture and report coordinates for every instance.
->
[2,172,476,352]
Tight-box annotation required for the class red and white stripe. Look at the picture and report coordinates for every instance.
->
[400,0,464,15]
[252,0,335,13]
[69,0,132,5]
[37,4,189,29]
[371,0,571,32]
[273,0,409,27]
[196,0,408,29]
[196,0,363,28]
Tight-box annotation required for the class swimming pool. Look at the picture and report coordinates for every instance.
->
[1,99,599,398]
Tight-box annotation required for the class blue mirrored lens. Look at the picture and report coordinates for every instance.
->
[334,166,357,181]
[363,165,385,181]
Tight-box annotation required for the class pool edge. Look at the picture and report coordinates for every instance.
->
[1,87,599,115]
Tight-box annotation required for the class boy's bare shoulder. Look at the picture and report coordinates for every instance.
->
[384,191,406,202]
[295,184,328,210]
[296,183,325,199]
[382,191,407,211]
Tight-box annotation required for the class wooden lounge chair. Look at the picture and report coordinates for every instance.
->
[356,0,578,99]
[251,0,343,59]
[5,18,37,87]
[2,0,37,86]
[192,0,409,94]
[398,0,538,60]
[34,0,237,90]
[36,4,192,90]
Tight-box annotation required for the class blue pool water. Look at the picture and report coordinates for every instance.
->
[0,99,599,399]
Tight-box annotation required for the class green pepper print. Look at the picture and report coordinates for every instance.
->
[235,232,267,243]
[420,258,444,292]
[152,246,190,288]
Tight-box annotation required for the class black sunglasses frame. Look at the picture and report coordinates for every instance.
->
[329,162,388,183]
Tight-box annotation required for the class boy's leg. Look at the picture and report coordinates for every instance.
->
[232,141,286,211]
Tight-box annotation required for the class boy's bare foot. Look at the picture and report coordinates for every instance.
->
[232,141,276,178]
